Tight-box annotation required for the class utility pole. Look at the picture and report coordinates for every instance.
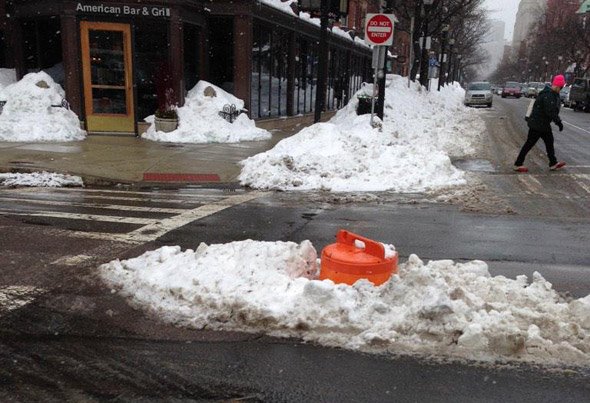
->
[314,0,329,123]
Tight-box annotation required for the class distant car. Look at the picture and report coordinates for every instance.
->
[526,82,545,98]
[569,77,590,112]
[560,85,571,107]
[464,81,493,107]
[502,81,522,98]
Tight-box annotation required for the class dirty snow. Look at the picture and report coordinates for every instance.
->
[143,81,271,143]
[0,171,83,187]
[0,72,86,142]
[100,240,590,367]
[239,75,484,192]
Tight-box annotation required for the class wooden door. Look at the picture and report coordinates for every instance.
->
[81,22,134,133]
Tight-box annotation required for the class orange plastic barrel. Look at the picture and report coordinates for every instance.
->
[320,230,398,286]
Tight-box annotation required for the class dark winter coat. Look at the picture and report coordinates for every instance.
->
[527,86,562,133]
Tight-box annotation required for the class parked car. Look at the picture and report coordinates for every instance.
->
[569,77,590,112]
[501,81,522,98]
[560,85,572,107]
[525,82,545,98]
[464,81,493,107]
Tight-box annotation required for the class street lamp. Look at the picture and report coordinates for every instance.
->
[544,60,549,82]
[557,55,563,75]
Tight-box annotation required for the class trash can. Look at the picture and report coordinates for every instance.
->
[356,96,374,115]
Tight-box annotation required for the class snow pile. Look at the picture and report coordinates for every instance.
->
[143,81,271,143]
[0,171,83,187]
[100,240,590,367]
[239,75,484,192]
[0,72,86,142]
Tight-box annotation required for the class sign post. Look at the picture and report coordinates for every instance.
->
[365,14,395,127]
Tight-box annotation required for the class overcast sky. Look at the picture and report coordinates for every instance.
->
[483,0,520,41]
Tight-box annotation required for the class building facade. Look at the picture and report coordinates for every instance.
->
[513,0,547,50]
[0,0,374,135]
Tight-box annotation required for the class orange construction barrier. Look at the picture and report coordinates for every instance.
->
[320,230,398,286]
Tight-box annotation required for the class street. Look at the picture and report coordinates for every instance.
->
[0,95,589,401]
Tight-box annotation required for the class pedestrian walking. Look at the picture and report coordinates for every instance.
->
[513,74,567,173]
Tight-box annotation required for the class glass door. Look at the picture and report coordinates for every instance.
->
[81,22,134,133]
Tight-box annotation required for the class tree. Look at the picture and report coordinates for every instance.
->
[390,0,489,86]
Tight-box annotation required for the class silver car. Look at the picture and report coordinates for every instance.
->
[464,82,493,107]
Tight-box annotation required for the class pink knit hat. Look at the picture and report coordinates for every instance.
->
[552,75,566,87]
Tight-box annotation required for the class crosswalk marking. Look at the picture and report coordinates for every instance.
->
[0,188,264,244]
[573,174,590,194]
[0,196,187,214]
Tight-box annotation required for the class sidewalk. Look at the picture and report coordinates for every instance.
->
[0,129,293,187]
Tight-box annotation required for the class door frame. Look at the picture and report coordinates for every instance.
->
[80,21,135,133]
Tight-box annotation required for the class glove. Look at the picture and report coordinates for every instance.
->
[557,121,563,132]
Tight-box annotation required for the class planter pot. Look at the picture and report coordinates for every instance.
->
[155,117,178,133]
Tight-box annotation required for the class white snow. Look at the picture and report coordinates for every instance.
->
[142,81,271,143]
[0,72,86,142]
[239,75,484,192]
[100,240,590,367]
[0,171,83,187]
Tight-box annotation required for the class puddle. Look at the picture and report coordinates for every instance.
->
[453,159,497,173]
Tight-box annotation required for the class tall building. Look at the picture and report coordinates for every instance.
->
[480,19,505,78]
[513,0,547,48]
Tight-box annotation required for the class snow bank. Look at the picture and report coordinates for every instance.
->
[0,171,83,187]
[239,75,484,192]
[143,81,271,143]
[100,240,590,367]
[0,72,86,142]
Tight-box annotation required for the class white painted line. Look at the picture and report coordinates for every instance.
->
[0,197,187,214]
[0,286,45,315]
[517,175,544,195]
[367,26,392,33]
[51,254,94,266]
[124,191,264,243]
[573,174,590,194]
[0,210,156,225]
[564,121,590,135]
[0,193,208,205]
[15,187,230,198]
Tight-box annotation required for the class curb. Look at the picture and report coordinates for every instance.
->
[0,166,245,190]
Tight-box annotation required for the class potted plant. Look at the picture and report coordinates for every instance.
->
[154,106,178,133]
[154,87,178,132]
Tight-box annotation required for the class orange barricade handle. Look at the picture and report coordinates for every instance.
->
[336,230,385,260]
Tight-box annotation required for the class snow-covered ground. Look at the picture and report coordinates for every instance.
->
[0,72,86,142]
[0,68,16,90]
[0,171,83,187]
[143,81,271,143]
[239,75,484,192]
[100,239,590,367]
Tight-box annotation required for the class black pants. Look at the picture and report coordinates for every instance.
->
[515,128,557,167]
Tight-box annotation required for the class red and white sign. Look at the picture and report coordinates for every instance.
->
[364,14,395,46]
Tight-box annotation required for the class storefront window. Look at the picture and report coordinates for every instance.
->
[183,23,200,93]
[89,30,127,114]
[0,30,6,67]
[134,22,169,120]
[295,37,317,115]
[21,18,63,85]
[208,17,234,94]
[251,21,289,118]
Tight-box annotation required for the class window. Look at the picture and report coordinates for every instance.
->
[208,17,234,94]
[21,18,63,85]
[0,30,6,67]
[183,24,200,93]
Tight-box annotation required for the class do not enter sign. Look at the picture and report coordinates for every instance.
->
[364,14,395,46]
